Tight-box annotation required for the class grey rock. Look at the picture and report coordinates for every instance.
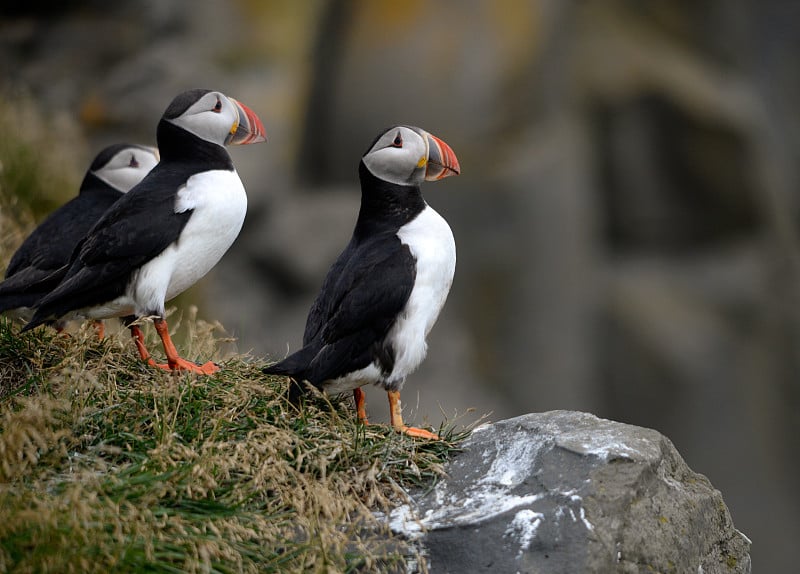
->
[388,411,750,573]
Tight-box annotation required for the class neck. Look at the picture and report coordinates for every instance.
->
[354,161,426,237]
[156,119,234,170]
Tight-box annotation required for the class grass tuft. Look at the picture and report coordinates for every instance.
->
[0,316,471,572]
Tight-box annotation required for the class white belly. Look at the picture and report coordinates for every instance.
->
[320,205,455,394]
[130,169,247,316]
[53,294,137,323]
[385,205,456,386]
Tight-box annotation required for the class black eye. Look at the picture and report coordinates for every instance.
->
[213,98,222,113]
[391,132,403,147]
[129,155,139,168]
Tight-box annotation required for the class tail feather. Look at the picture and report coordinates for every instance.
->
[21,310,52,332]
[22,289,76,332]
[21,263,128,332]
[262,344,323,404]
[262,343,322,378]
[261,359,300,377]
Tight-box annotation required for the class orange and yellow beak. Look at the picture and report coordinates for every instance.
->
[424,132,460,181]
[227,97,267,145]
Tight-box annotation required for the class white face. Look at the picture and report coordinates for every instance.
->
[93,146,159,192]
[362,126,429,186]
[166,91,240,146]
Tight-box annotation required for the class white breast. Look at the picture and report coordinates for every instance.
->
[130,169,247,316]
[385,204,456,387]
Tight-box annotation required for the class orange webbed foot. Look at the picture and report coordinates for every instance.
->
[167,357,220,375]
[146,356,219,375]
[398,425,440,440]
[387,390,440,440]
[152,317,220,375]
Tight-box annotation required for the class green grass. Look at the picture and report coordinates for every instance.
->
[0,316,470,573]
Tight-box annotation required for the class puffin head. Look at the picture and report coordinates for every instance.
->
[162,89,267,147]
[90,143,160,192]
[361,125,460,187]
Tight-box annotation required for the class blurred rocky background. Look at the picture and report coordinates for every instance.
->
[1,0,797,570]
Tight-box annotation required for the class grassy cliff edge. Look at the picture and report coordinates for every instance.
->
[0,316,468,573]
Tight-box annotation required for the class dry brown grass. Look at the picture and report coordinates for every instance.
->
[0,316,469,573]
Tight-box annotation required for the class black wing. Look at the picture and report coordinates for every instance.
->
[301,236,358,346]
[265,232,415,385]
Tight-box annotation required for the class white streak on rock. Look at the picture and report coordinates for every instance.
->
[504,509,544,557]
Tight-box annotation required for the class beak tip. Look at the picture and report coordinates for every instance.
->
[229,98,267,146]
[425,132,460,181]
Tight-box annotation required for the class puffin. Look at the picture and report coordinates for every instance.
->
[262,125,460,439]
[0,143,159,330]
[23,89,266,375]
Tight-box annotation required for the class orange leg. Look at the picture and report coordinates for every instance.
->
[387,390,439,440]
[93,320,105,340]
[153,317,219,375]
[128,323,166,368]
[354,387,369,424]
